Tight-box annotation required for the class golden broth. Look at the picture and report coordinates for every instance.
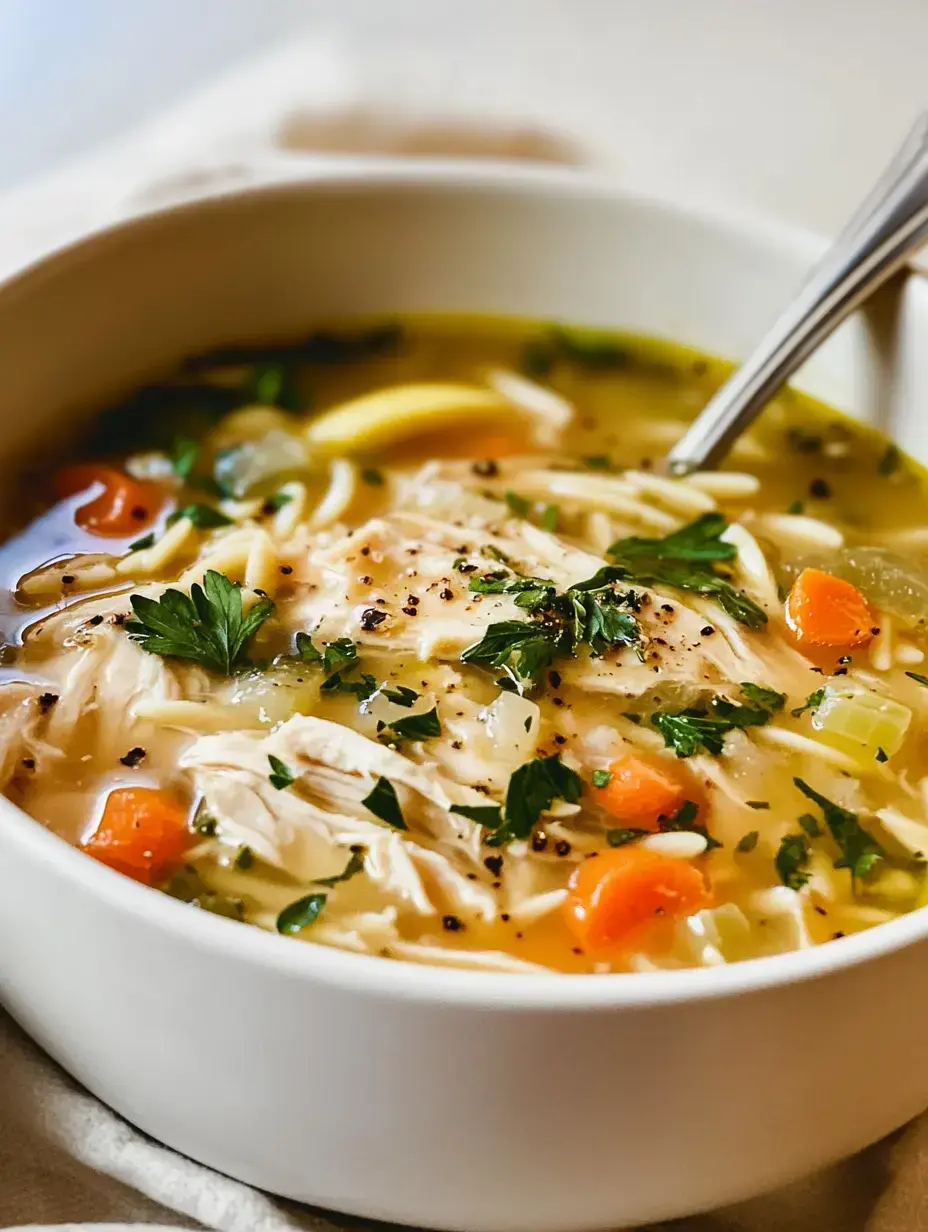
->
[2,316,928,975]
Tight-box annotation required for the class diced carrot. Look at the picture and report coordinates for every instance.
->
[82,787,190,885]
[564,846,709,952]
[594,753,696,830]
[785,567,874,649]
[57,462,163,537]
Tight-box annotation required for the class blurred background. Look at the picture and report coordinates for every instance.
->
[1,0,928,237]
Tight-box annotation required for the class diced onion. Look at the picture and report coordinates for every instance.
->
[837,547,928,629]
[811,680,911,760]
[482,691,540,762]
[213,429,309,498]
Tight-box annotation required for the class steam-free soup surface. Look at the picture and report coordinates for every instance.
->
[3,317,928,974]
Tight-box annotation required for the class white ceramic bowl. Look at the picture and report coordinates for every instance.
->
[2,164,928,1232]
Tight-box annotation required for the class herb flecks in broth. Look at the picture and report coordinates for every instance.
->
[2,316,928,975]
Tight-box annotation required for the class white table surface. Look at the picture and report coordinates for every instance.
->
[0,0,927,236]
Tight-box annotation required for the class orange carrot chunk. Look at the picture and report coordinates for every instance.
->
[57,462,163,537]
[564,846,709,952]
[785,567,874,649]
[82,787,190,885]
[594,753,693,830]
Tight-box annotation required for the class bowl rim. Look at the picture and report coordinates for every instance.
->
[2,158,922,1012]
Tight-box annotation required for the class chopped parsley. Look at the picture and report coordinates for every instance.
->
[251,361,300,410]
[164,866,244,920]
[608,513,767,628]
[385,707,442,741]
[277,893,327,935]
[505,490,531,518]
[739,682,785,712]
[488,753,583,847]
[540,504,559,532]
[234,845,254,870]
[381,684,418,707]
[791,687,825,717]
[361,467,385,486]
[591,768,613,788]
[166,503,234,529]
[581,454,613,470]
[362,776,407,830]
[658,798,722,850]
[126,569,274,674]
[905,671,928,688]
[607,827,649,847]
[878,444,901,476]
[314,847,366,888]
[775,832,810,890]
[190,800,218,837]
[450,802,504,826]
[794,777,884,879]
[263,490,293,512]
[736,830,759,853]
[651,694,774,757]
[171,435,199,479]
[461,568,641,683]
[128,532,156,552]
[295,632,322,664]
[799,813,822,838]
[268,754,296,791]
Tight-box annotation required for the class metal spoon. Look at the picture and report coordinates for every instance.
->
[666,114,928,476]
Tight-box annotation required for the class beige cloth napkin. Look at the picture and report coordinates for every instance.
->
[2,20,928,1232]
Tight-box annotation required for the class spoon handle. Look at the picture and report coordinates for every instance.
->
[666,114,928,476]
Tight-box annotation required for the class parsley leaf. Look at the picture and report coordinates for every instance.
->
[295,632,322,664]
[799,813,822,838]
[314,847,366,888]
[381,684,418,707]
[129,532,155,552]
[450,803,504,826]
[737,830,759,853]
[322,638,357,675]
[659,798,722,850]
[651,695,773,757]
[385,707,442,741]
[739,682,786,712]
[164,866,244,920]
[607,827,649,846]
[612,513,737,564]
[263,490,293,512]
[361,467,385,486]
[505,490,531,518]
[171,435,199,479]
[879,444,901,477]
[608,513,767,628]
[126,570,274,674]
[793,777,885,879]
[268,754,296,791]
[791,687,825,717]
[591,768,613,788]
[166,503,233,529]
[251,361,300,410]
[277,893,327,934]
[488,753,583,846]
[362,776,407,830]
[775,833,810,890]
[541,504,559,532]
[461,619,564,681]
[905,671,928,688]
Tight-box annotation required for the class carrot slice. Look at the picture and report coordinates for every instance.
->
[564,846,709,952]
[82,787,190,885]
[57,463,163,537]
[594,753,694,830]
[785,567,874,649]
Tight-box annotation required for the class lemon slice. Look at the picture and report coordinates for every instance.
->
[304,383,509,451]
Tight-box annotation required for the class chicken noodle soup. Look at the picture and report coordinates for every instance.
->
[3,317,928,974]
